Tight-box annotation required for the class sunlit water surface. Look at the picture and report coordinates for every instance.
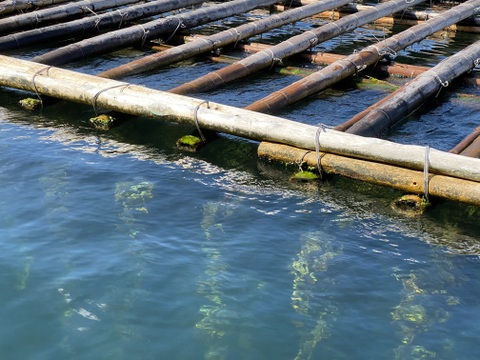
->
[1,5,480,360]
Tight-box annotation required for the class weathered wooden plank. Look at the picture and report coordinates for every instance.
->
[245,0,480,113]
[31,0,280,66]
[0,55,479,184]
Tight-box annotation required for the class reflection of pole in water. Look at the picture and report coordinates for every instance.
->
[196,199,263,360]
[115,181,154,238]
[291,231,343,360]
[196,201,231,359]
[391,258,460,360]
[112,180,154,349]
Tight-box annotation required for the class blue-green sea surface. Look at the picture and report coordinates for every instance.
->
[1,100,479,359]
[1,5,480,359]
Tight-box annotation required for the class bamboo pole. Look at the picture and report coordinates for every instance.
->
[321,2,480,27]
[236,41,480,86]
[343,40,480,137]
[450,126,480,154]
[98,0,353,79]
[0,0,205,51]
[0,55,479,184]
[169,0,428,95]
[152,38,480,86]
[245,0,480,113]
[31,0,280,66]
[461,136,480,157]
[0,0,143,35]
[257,142,480,206]
[0,0,71,16]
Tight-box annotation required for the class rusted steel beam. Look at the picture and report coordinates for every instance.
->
[245,0,480,114]
[170,0,428,95]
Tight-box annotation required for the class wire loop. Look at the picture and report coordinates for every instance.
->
[423,145,430,203]
[92,83,130,115]
[315,124,328,180]
[193,100,210,142]
[32,66,52,101]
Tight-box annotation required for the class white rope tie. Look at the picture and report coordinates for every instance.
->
[32,66,52,102]
[423,145,430,203]
[193,101,210,142]
[315,124,329,180]
[92,84,130,115]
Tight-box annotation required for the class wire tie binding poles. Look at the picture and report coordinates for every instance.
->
[231,28,242,48]
[344,57,366,74]
[267,49,282,69]
[83,6,101,29]
[430,71,449,97]
[117,10,127,29]
[164,18,185,44]
[304,31,318,49]
[296,151,312,171]
[92,83,130,115]
[32,66,52,102]
[193,100,209,142]
[423,145,431,204]
[137,25,149,47]
[315,124,329,180]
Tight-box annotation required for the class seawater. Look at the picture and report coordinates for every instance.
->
[1,7,480,360]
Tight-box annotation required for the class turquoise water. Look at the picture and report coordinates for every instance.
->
[1,6,480,360]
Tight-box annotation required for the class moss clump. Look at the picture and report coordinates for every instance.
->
[89,114,116,130]
[19,98,42,110]
[391,194,429,216]
[290,170,320,182]
[392,304,427,324]
[176,134,204,152]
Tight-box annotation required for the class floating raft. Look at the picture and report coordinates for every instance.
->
[0,0,479,207]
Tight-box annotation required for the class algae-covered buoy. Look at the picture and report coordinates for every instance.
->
[19,98,42,110]
[391,194,429,216]
[89,114,116,130]
[176,134,204,152]
[290,170,320,183]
